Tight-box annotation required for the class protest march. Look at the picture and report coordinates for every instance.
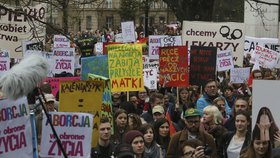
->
[1,3,280,158]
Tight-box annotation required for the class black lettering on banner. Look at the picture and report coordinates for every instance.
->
[189,46,217,86]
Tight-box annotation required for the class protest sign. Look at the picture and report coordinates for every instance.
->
[0,98,32,157]
[142,55,149,69]
[0,49,10,77]
[107,44,144,92]
[81,55,108,80]
[252,80,280,133]
[0,4,46,58]
[230,67,250,83]
[189,46,217,86]
[182,21,244,66]
[88,74,114,133]
[121,21,136,43]
[115,33,124,43]
[22,41,44,58]
[59,80,104,147]
[76,38,96,57]
[94,42,103,55]
[44,77,80,97]
[159,46,188,87]
[149,35,165,60]
[51,48,75,76]
[250,45,279,69]
[53,35,70,48]
[143,68,157,90]
[160,35,182,47]
[244,36,278,55]
[217,50,234,72]
[40,112,93,158]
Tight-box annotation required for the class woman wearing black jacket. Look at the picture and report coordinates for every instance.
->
[218,110,251,158]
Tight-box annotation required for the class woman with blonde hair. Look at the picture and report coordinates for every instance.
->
[202,105,227,148]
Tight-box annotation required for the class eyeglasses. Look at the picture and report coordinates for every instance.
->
[186,119,200,124]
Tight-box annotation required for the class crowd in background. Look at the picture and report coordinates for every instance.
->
[30,24,280,158]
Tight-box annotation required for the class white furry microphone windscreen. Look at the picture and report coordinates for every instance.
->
[0,54,49,100]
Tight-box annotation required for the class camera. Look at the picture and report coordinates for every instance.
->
[204,144,212,156]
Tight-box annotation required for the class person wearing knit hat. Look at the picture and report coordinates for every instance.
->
[114,143,134,158]
[124,130,145,158]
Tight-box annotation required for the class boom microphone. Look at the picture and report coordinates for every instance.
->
[0,54,49,100]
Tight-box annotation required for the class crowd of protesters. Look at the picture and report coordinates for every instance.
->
[30,24,280,158]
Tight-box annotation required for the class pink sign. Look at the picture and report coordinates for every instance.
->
[44,77,80,96]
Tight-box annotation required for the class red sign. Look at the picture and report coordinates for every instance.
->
[159,46,189,87]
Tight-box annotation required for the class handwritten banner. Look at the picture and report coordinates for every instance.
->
[51,48,75,76]
[94,42,103,55]
[40,112,93,158]
[189,46,217,86]
[244,36,278,55]
[159,46,188,87]
[44,77,80,97]
[88,74,114,133]
[160,35,182,47]
[217,50,234,72]
[81,55,108,80]
[0,98,32,158]
[250,45,279,69]
[0,49,10,77]
[53,35,70,48]
[230,67,250,83]
[121,21,136,43]
[149,35,165,60]
[59,80,104,147]
[143,68,157,90]
[107,44,144,92]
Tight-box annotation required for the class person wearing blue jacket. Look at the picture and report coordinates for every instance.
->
[196,79,231,116]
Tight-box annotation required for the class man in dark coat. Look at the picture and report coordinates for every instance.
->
[166,108,217,158]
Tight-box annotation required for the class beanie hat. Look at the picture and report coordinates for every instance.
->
[114,143,134,158]
[124,130,143,144]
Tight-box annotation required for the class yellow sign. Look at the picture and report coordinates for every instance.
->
[107,44,144,92]
[59,80,104,147]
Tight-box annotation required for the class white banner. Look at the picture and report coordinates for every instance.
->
[252,80,280,133]
[121,21,136,43]
[149,35,164,60]
[160,35,182,47]
[94,42,103,55]
[51,48,75,76]
[142,55,149,68]
[143,68,157,90]
[230,67,250,83]
[0,4,46,58]
[53,35,70,48]
[0,98,32,158]
[40,112,93,158]
[182,21,245,66]
[244,36,278,55]
[217,50,234,72]
[250,45,279,69]
[0,49,10,77]
[22,41,44,58]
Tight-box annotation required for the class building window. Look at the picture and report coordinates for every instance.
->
[106,16,113,28]
[86,16,92,30]
[159,16,165,23]
[106,0,112,8]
